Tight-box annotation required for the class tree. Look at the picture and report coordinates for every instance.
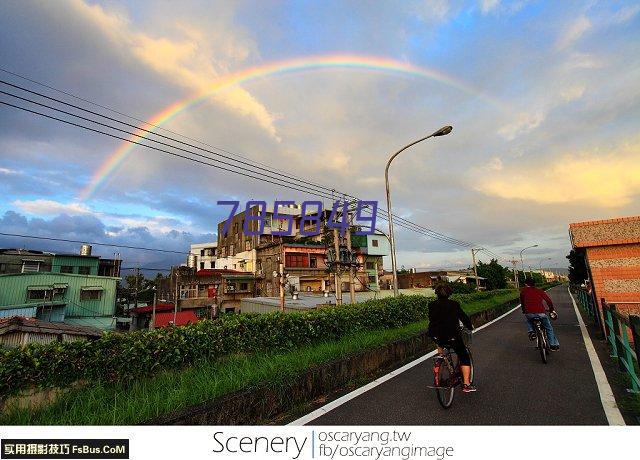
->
[476,259,510,290]
[567,249,588,284]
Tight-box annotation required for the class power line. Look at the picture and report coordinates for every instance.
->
[0,76,505,253]
[0,232,189,254]
[0,84,475,247]
[0,99,473,247]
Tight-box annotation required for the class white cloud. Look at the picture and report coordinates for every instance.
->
[473,138,640,207]
[556,16,591,50]
[423,0,451,20]
[13,199,92,216]
[497,110,546,140]
[560,83,586,102]
[480,0,500,14]
[68,0,279,139]
[611,4,640,24]
[0,167,22,175]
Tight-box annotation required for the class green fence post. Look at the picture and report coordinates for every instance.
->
[630,315,640,392]
[605,303,618,358]
[611,305,626,373]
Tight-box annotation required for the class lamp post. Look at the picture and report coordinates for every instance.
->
[538,257,552,281]
[385,125,453,297]
[519,245,538,282]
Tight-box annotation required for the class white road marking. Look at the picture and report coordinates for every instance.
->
[568,288,626,426]
[288,302,521,426]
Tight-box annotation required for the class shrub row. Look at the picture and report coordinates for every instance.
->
[0,294,434,397]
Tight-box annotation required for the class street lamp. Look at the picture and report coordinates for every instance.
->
[519,245,538,284]
[385,126,453,297]
[538,257,552,279]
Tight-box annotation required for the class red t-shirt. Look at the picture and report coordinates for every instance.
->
[520,286,554,314]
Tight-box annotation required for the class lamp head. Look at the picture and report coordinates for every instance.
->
[431,125,453,137]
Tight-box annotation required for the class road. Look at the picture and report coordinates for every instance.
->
[306,286,608,425]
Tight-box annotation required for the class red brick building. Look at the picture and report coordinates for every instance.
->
[569,215,640,316]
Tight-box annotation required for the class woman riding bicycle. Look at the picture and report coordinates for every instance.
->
[427,284,476,393]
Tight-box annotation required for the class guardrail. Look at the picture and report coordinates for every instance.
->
[573,286,600,328]
[602,300,640,394]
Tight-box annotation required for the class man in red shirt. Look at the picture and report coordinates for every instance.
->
[521,277,560,351]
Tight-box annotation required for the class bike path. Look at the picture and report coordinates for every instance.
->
[306,286,608,425]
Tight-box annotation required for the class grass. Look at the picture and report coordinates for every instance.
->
[1,289,520,425]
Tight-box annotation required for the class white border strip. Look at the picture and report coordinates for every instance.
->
[288,303,521,426]
[568,288,626,426]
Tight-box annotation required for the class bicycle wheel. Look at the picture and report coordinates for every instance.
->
[435,356,456,409]
[537,329,547,364]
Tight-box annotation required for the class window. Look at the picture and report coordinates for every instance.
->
[210,261,215,268]
[221,247,227,257]
[372,239,379,247]
[200,262,205,270]
[239,282,249,291]
[257,260,262,271]
[200,249,205,256]
[78,266,90,275]
[80,289,102,301]
[310,256,317,268]
[28,289,49,300]
[0,263,5,273]
[60,265,73,274]
[285,254,308,268]
[229,244,235,256]
[245,240,251,251]
[21,261,40,273]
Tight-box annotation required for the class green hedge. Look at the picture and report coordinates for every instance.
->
[0,295,432,398]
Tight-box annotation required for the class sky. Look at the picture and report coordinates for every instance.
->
[1,0,639,274]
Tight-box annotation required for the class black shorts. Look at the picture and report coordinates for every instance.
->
[432,336,471,366]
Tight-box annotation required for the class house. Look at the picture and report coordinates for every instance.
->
[175,267,257,315]
[0,246,121,330]
[569,215,640,317]
[189,242,217,270]
[0,316,102,348]
[397,270,449,289]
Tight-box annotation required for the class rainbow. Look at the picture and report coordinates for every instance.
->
[79,54,505,200]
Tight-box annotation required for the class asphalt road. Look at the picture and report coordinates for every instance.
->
[308,286,608,425]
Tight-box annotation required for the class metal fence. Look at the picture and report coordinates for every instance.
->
[602,300,640,394]
[573,286,600,328]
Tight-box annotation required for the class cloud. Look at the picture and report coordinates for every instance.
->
[560,83,586,102]
[68,0,279,139]
[497,110,546,140]
[556,16,591,50]
[480,0,500,14]
[473,139,640,207]
[13,199,92,216]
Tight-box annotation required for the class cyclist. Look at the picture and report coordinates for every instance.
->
[520,277,560,351]
[427,284,476,393]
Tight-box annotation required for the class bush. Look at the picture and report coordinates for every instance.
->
[0,295,432,398]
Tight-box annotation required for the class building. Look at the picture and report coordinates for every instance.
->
[216,203,303,272]
[0,246,121,330]
[0,249,54,274]
[0,316,102,348]
[396,270,448,289]
[189,242,217,270]
[175,267,257,315]
[569,215,640,316]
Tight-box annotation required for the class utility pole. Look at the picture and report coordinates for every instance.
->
[345,211,356,304]
[471,248,482,291]
[134,266,140,310]
[510,259,520,289]
[278,253,285,312]
[151,286,157,330]
[333,228,343,305]
[173,269,179,325]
